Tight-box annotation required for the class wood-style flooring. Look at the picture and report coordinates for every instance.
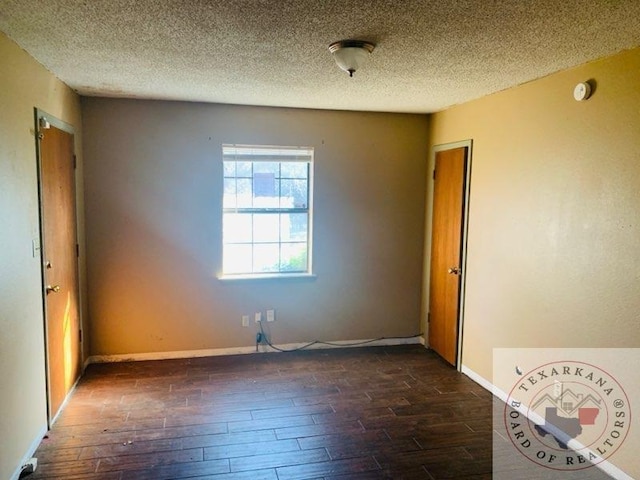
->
[26,345,612,479]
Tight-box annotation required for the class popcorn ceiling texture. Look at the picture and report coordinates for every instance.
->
[1,0,639,113]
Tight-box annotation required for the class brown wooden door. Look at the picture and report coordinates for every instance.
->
[428,146,467,366]
[39,123,82,421]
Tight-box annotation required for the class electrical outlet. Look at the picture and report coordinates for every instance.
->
[241,315,249,327]
[266,309,275,322]
[255,312,262,323]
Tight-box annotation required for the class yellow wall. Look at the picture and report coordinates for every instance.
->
[426,47,640,381]
[81,99,429,355]
[0,33,84,479]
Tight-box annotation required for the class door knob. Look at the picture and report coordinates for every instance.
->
[46,285,60,294]
[447,267,461,275]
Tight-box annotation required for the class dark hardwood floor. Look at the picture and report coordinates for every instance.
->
[25,345,612,479]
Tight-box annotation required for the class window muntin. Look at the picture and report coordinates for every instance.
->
[222,145,313,277]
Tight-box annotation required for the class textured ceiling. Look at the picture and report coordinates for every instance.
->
[1,1,640,113]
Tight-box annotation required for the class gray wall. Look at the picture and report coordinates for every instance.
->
[82,98,429,355]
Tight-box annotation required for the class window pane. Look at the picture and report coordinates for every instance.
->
[223,213,252,243]
[253,243,279,272]
[223,178,236,209]
[281,162,308,179]
[280,213,307,242]
[253,214,279,243]
[253,173,279,208]
[253,161,279,175]
[237,178,252,208]
[223,161,236,177]
[280,243,307,272]
[281,179,308,208]
[236,161,252,177]
[223,244,252,274]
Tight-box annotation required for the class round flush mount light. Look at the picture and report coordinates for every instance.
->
[573,81,592,101]
[329,40,375,77]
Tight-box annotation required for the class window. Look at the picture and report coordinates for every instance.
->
[221,144,313,277]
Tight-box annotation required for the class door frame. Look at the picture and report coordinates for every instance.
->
[425,139,473,370]
[34,108,83,425]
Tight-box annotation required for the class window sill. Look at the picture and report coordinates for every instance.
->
[218,273,317,283]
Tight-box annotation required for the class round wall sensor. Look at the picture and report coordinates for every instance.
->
[573,82,592,101]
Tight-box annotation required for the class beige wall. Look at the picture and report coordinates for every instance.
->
[426,47,640,382]
[0,33,84,479]
[82,99,429,355]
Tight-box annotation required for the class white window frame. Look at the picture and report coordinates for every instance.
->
[219,144,314,280]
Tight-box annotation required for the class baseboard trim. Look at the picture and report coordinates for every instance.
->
[49,374,83,426]
[461,364,508,402]
[460,364,634,480]
[86,336,423,364]
[10,424,47,480]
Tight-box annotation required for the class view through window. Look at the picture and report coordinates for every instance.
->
[222,145,313,276]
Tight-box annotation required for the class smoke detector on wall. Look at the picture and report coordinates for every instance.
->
[573,81,592,101]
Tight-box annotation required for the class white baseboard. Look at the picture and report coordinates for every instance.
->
[49,374,83,425]
[461,364,508,402]
[86,336,423,364]
[460,364,634,480]
[10,424,47,480]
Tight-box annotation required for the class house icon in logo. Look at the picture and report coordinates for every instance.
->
[533,388,602,419]
[531,389,602,448]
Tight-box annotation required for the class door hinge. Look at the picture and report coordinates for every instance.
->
[38,118,50,139]
[427,312,431,323]
[76,243,80,257]
[73,154,77,169]
[79,329,83,342]
[432,169,436,180]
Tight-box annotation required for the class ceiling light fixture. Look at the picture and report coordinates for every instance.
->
[328,40,375,77]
